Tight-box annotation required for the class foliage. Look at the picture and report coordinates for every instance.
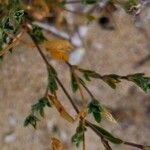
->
[48,67,58,93]
[88,99,102,123]
[24,114,39,128]
[90,123,123,144]
[31,97,51,117]
[30,25,45,43]
[127,73,150,93]
[72,121,87,147]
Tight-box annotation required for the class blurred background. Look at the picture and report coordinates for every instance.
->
[0,1,150,150]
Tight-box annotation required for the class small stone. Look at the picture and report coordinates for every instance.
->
[4,133,16,144]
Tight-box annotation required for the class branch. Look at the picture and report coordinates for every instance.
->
[28,32,79,114]
[28,30,147,150]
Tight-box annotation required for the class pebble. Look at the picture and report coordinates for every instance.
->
[4,133,16,144]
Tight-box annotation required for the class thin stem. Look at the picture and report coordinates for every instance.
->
[83,124,86,150]
[56,76,79,113]
[100,136,113,150]
[28,30,146,150]
[67,63,94,99]
[28,32,79,114]
[85,120,144,150]
[81,83,94,99]
[124,142,144,149]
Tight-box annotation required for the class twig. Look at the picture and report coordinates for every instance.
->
[28,32,79,114]
[28,29,147,150]
[67,62,94,99]
[124,142,144,149]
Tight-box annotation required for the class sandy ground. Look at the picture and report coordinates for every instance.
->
[0,7,150,150]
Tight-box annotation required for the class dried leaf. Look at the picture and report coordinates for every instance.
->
[102,107,117,124]
[51,137,65,150]
[26,0,50,20]
[75,108,88,120]
[48,94,75,123]
[43,40,73,61]
[48,94,88,123]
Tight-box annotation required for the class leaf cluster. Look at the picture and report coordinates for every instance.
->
[72,121,87,147]
[127,73,150,93]
[32,97,51,117]
[24,96,51,128]
[30,25,45,43]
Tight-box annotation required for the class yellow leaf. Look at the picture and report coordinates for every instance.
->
[48,94,75,123]
[50,50,69,61]
[102,107,117,124]
[48,94,89,123]
[51,137,65,150]
[25,0,50,20]
[43,40,73,61]
[75,108,88,120]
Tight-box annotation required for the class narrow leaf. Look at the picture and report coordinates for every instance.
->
[90,124,123,144]
[48,67,58,93]
[88,99,102,123]
[48,94,75,123]
[71,72,79,92]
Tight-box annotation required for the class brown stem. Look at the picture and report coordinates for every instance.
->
[56,76,79,113]
[28,32,79,114]
[66,63,94,99]
[100,136,113,150]
[28,31,146,150]
[124,142,144,149]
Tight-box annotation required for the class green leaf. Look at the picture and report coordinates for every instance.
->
[24,114,39,129]
[88,99,102,123]
[127,73,150,93]
[32,97,51,117]
[90,124,123,144]
[122,0,138,12]
[82,0,98,5]
[48,67,58,93]
[30,25,45,43]
[13,9,24,24]
[79,69,101,81]
[72,121,87,147]
[71,73,79,92]
[3,17,14,31]
[102,74,121,89]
